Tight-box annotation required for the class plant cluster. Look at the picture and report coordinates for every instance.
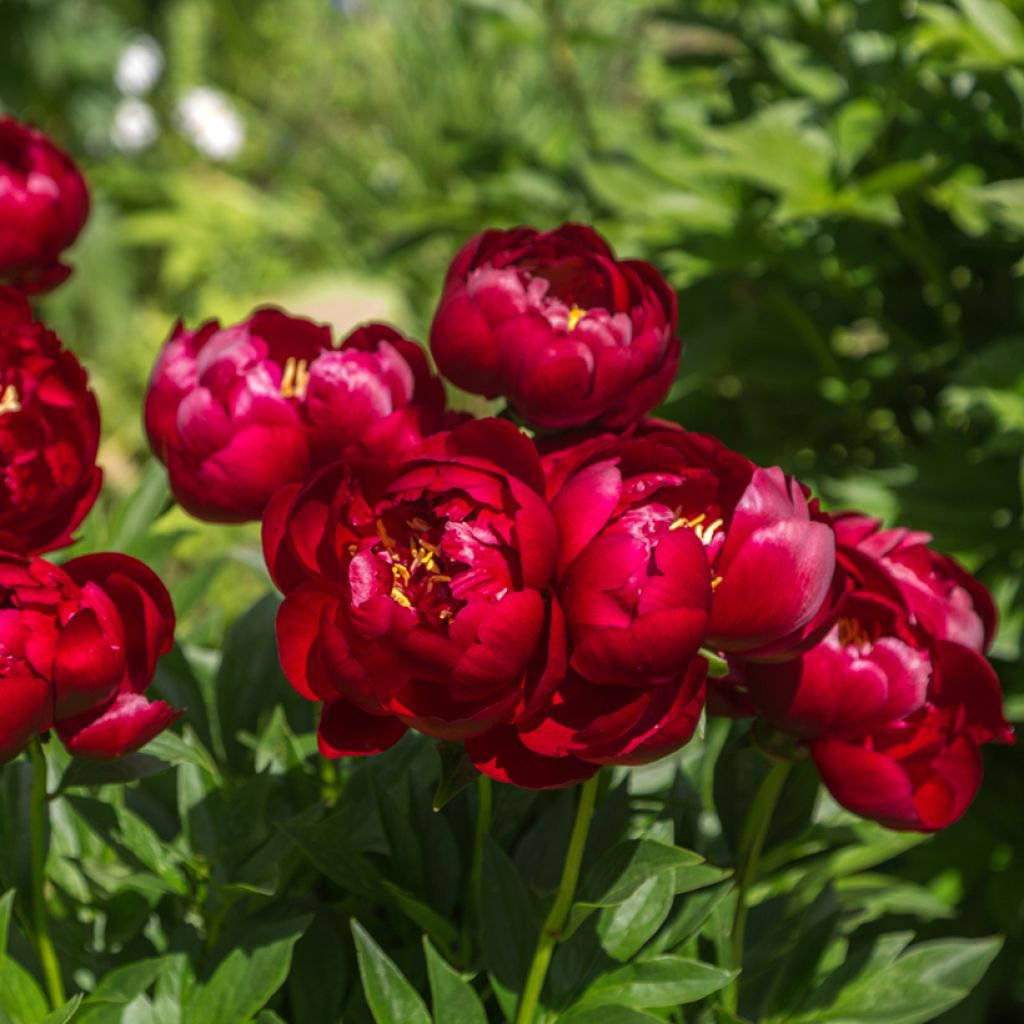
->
[0,110,1014,1024]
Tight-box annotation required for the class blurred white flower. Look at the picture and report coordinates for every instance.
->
[110,98,159,152]
[176,87,246,161]
[114,35,164,96]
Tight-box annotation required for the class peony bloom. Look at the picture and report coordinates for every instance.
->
[0,117,90,294]
[544,425,842,661]
[832,513,996,653]
[0,288,102,553]
[727,513,1012,831]
[263,419,564,773]
[0,548,178,763]
[145,311,448,523]
[430,224,680,431]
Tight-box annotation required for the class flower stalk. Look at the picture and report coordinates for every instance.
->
[29,738,65,1010]
[515,772,600,1024]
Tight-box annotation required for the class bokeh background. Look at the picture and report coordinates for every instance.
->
[2,0,1021,1019]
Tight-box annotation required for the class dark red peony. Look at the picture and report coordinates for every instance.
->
[0,548,178,763]
[145,310,448,523]
[263,419,566,775]
[0,288,102,553]
[0,117,90,294]
[543,425,841,661]
[429,225,680,431]
[727,513,1012,831]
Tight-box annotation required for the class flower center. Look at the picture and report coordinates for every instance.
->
[280,357,310,400]
[567,304,587,331]
[837,616,872,649]
[374,518,455,619]
[669,511,724,545]
[0,384,21,415]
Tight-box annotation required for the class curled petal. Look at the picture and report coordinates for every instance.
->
[57,691,181,760]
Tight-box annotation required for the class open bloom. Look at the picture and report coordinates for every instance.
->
[430,224,680,431]
[0,288,102,552]
[545,426,841,661]
[728,513,1011,831]
[263,419,564,771]
[0,117,90,294]
[145,311,448,522]
[0,548,178,763]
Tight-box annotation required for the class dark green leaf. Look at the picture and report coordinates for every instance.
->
[351,921,430,1024]
[575,955,735,1009]
[423,937,487,1024]
[58,754,171,794]
[186,916,311,1024]
[480,839,541,993]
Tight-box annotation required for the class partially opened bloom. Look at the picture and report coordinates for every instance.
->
[544,426,841,661]
[430,224,680,430]
[728,513,1012,831]
[264,419,565,772]
[146,311,447,522]
[0,117,90,294]
[0,288,102,552]
[0,548,178,763]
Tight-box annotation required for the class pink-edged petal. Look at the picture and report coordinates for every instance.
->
[57,691,181,759]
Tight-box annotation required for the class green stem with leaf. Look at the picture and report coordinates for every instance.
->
[724,758,791,1014]
[29,739,65,1010]
[515,771,601,1024]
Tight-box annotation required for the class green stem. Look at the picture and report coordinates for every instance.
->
[515,773,601,1024]
[460,775,494,965]
[29,739,65,1010]
[724,758,791,1014]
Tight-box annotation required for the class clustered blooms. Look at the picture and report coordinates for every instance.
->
[1,117,1008,832]
[139,219,1010,832]
[0,118,179,764]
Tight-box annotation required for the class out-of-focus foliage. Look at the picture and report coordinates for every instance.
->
[1,0,1021,1020]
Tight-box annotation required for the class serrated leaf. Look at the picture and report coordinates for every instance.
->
[423,937,487,1024]
[186,916,310,1024]
[351,921,430,1024]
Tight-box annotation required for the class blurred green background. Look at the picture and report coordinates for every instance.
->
[1,0,1021,1019]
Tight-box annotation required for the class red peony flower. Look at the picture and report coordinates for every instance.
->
[832,513,996,653]
[263,419,564,769]
[0,548,178,763]
[726,513,1012,831]
[0,288,101,553]
[544,425,842,661]
[430,225,680,431]
[145,311,448,523]
[0,117,90,294]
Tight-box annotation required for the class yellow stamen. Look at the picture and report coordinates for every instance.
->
[430,574,452,584]
[407,517,431,532]
[0,384,21,415]
[670,511,706,532]
[389,587,413,609]
[838,617,871,648]
[280,357,310,399]
[375,520,397,552]
[567,305,587,331]
[695,518,724,545]
[711,575,723,591]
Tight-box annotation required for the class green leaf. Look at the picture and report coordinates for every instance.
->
[186,916,311,1024]
[39,997,83,1024]
[78,958,171,1018]
[598,872,674,962]
[559,1008,665,1024]
[351,921,430,1024]
[574,955,735,1010]
[480,839,541,992]
[0,959,48,1024]
[57,754,171,794]
[423,937,487,1024]
[432,741,477,811]
[0,890,13,960]
[794,935,1003,1023]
